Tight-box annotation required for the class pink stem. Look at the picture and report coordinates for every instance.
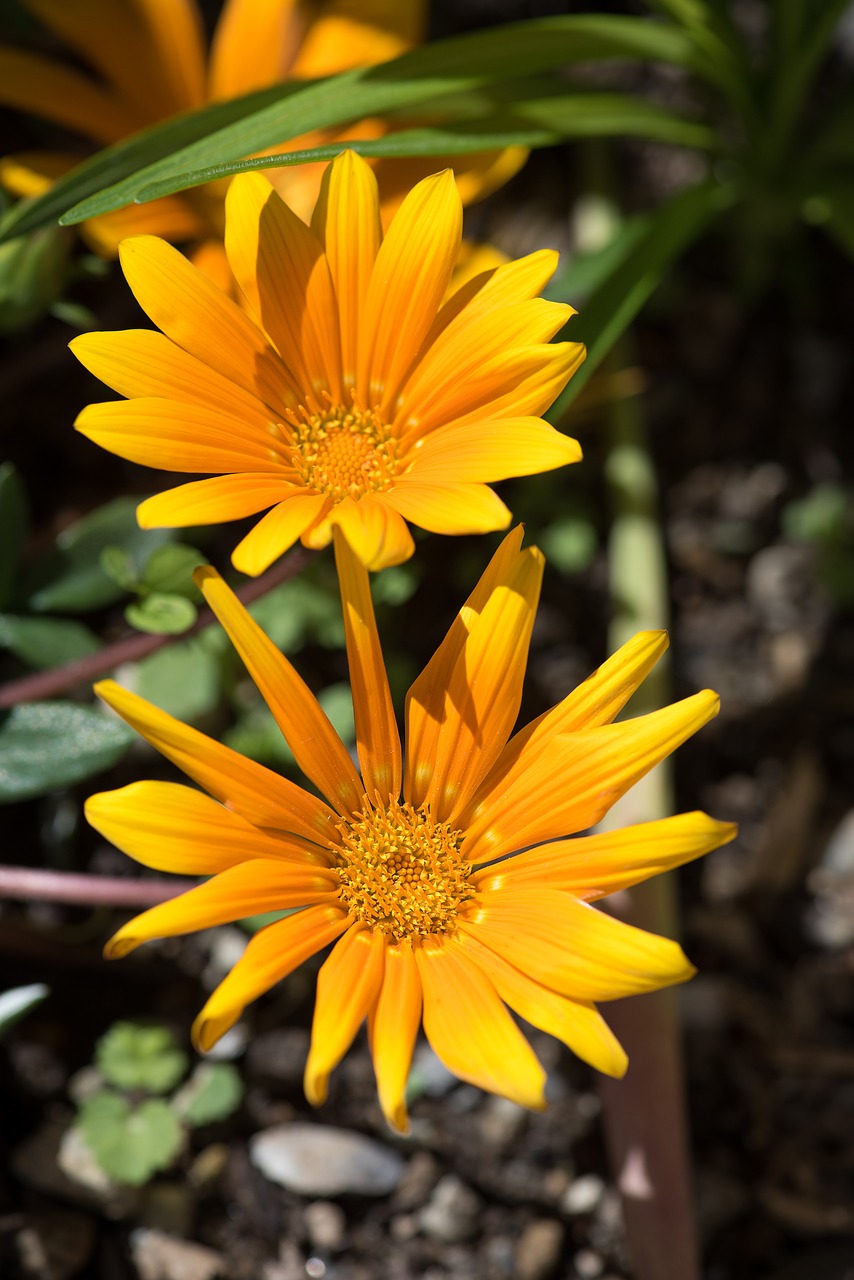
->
[0,865,196,907]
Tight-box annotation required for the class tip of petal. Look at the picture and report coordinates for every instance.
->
[193,563,222,592]
[103,930,138,961]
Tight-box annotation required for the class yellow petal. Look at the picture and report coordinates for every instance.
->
[455,928,627,1077]
[475,812,738,900]
[304,925,386,1105]
[459,889,695,1001]
[358,170,462,413]
[333,529,401,801]
[138,476,296,530]
[193,905,349,1050]
[292,0,425,77]
[70,330,273,427]
[195,567,364,815]
[324,494,415,570]
[209,0,302,99]
[437,248,562,335]
[384,481,511,536]
[75,399,287,475]
[410,543,543,823]
[404,527,526,808]
[231,493,331,576]
[415,937,546,1109]
[311,151,382,387]
[79,196,207,259]
[93,679,337,845]
[491,630,670,787]
[118,236,295,411]
[0,47,134,142]
[368,941,422,1132]
[402,417,581,483]
[225,173,342,398]
[85,781,326,876]
[460,690,721,863]
[105,859,339,959]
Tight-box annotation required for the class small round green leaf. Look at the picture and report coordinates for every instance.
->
[125,593,197,635]
[173,1063,244,1127]
[96,1022,188,1095]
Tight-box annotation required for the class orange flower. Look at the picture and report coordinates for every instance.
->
[0,0,525,279]
[72,151,584,572]
[87,528,735,1132]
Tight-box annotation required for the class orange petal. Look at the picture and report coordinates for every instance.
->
[105,858,339,959]
[70,330,273,427]
[323,495,415,570]
[138,476,296,530]
[408,542,543,823]
[192,905,349,1050]
[195,567,364,815]
[79,196,207,259]
[475,812,738,900]
[402,416,581,483]
[0,46,134,142]
[359,170,462,413]
[459,889,695,1001]
[455,927,627,1077]
[93,679,337,846]
[292,0,425,77]
[415,936,546,1109]
[384,481,510,536]
[231,492,331,575]
[118,236,295,412]
[311,151,381,387]
[304,925,386,1105]
[209,0,302,99]
[225,173,342,398]
[75,398,287,475]
[333,529,401,801]
[460,690,721,863]
[368,941,422,1132]
[85,781,326,876]
[404,527,526,808]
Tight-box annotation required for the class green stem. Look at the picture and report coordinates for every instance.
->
[597,346,700,1280]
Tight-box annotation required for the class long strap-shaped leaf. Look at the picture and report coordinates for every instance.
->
[0,15,694,242]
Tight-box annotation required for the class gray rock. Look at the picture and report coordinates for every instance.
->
[249,1123,404,1197]
[130,1229,224,1280]
[516,1219,564,1280]
[418,1174,481,1243]
[407,1043,458,1098]
[303,1201,347,1252]
[561,1174,605,1216]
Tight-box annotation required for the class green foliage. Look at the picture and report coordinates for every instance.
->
[0,229,74,333]
[78,1092,183,1186]
[783,483,854,609]
[125,593,198,635]
[0,614,101,669]
[101,536,207,636]
[131,634,222,724]
[172,1062,244,1128]
[0,702,135,803]
[95,1022,189,1095]
[0,463,29,611]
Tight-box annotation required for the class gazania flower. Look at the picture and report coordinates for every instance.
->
[71,151,584,573]
[0,0,524,278]
[87,528,735,1132]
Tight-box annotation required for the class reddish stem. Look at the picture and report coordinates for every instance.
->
[0,865,195,907]
[0,547,313,709]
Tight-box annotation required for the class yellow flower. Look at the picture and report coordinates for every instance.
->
[0,0,525,278]
[71,151,584,572]
[87,528,735,1132]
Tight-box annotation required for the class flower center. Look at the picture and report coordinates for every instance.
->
[334,799,474,941]
[285,398,397,502]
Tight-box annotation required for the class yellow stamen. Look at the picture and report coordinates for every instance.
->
[285,397,396,502]
[335,798,474,940]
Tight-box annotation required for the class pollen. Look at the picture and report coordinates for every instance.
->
[285,395,397,502]
[334,798,475,941]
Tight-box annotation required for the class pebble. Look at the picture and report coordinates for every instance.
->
[130,1229,224,1280]
[477,1095,528,1148]
[13,1207,95,1280]
[562,1174,605,1216]
[806,808,854,948]
[515,1219,564,1280]
[249,1123,404,1197]
[418,1174,481,1244]
[303,1201,347,1252]
[574,1247,605,1278]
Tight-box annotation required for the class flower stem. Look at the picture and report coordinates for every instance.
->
[0,865,195,907]
[0,547,313,709]
[597,345,701,1280]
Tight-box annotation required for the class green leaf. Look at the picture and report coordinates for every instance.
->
[0,228,73,333]
[0,614,101,669]
[538,517,599,574]
[27,497,173,614]
[131,635,221,723]
[0,702,134,803]
[140,543,207,597]
[0,983,48,1039]
[0,463,29,611]
[78,1091,183,1186]
[96,1022,188,1094]
[248,577,344,652]
[172,1063,244,1127]
[549,180,732,417]
[99,545,139,592]
[125,593,197,635]
[2,16,693,235]
[782,484,849,545]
